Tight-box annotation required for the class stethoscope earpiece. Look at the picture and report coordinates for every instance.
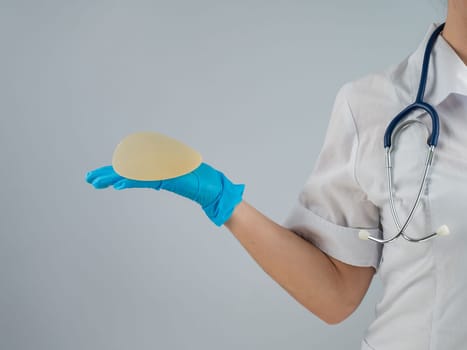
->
[435,225,450,236]
[359,224,450,243]
[358,230,371,241]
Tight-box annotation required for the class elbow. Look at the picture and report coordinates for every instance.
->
[319,312,352,326]
[311,279,372,324]
[310,300,359,325]
[321,312,351,325]
[331,300,362,325]
[321,315,345,326]
[323,319,344,326]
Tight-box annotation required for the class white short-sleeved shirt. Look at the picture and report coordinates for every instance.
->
[284,23,467,350]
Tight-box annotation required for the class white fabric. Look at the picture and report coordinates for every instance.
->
[283,23,467,350]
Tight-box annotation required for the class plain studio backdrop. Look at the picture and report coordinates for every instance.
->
[1,1,445,349]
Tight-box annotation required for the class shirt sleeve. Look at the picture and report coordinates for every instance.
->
[283,83,382,269]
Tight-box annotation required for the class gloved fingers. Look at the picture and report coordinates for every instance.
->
[113,179,163,190]
[113,179,131,190]
[90,171,125,189]
[85,165,115,183]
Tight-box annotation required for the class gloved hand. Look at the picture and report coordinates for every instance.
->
[85,163,245,226]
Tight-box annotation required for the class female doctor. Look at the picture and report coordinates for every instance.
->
[86,1,467,349]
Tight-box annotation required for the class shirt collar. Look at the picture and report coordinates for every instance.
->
[409,23,467,106]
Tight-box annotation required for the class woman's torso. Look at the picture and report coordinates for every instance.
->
[349,24,467,350]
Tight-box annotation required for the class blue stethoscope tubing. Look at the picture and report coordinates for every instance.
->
[360,23,450,244]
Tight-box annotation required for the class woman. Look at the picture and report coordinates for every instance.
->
[86,1,467,348]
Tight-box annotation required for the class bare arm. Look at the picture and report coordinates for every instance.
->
[224,201,375,325]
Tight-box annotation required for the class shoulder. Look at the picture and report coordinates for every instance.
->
[337,55,417,129]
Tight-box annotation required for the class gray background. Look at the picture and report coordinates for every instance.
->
[1,1,445,349]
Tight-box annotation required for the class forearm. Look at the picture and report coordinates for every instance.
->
[87,161,361,323]
[224,201,354,324]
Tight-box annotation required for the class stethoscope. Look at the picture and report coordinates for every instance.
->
[359,23,450,244]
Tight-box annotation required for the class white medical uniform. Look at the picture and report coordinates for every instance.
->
[284,23,467,350]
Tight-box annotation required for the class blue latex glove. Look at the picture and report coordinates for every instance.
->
[85,163,245,226]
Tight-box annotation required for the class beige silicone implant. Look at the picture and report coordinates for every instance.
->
[112,132,202,181]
